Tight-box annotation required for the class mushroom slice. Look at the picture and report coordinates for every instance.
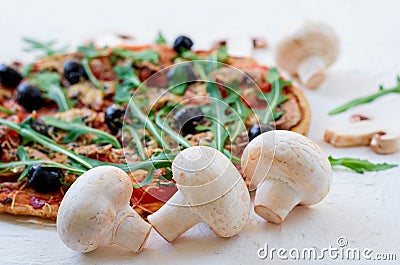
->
[274,20,340,89]
[241,130,332,224]
[57,166,151,253]
[325,119,400,154]
[148,146,250,242]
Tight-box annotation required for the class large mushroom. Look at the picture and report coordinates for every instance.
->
[241,130,332,224]
[148,146,250,242]
[274,21,340,89]
[57,166,151,253]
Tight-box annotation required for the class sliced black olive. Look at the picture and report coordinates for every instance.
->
[248,124,274,142]
[173,36,193,53]
[27,164,63,193]
[105,105,125,134]
[174,105,204,135]
[0,64,23,88]
[63,60,88,85]
[30,118,52,137]
[166,64,197,86]
[16,82,45,112]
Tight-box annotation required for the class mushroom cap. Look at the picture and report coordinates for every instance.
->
[241,130,332,205]
[172,146,250,237]
[57,166,132,252]
[275,20,340,75]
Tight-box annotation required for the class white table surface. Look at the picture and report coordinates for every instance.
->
[1,0,399,264]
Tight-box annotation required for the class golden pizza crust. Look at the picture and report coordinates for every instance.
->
[287,85,311,136]
[0,202,58,220]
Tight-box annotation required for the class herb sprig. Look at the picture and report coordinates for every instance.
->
[41,116,121,148]
[329,156,397,174]
[23,38,68,57]
[113,48,159,64]
[329,76,400,115]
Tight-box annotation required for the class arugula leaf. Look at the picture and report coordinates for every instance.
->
[123,125,146,160]
[113,65,142,103]
[41,116,121,148]
[77,44,108,59]
[155,32,167,45]
[256,67,290,125]
[0,105,15,115]
[329,77,400,115]
[21,63,34,77]
[113,48,159,64]
[167,64,195,96]
[329,156,397,174]
[30,72,74,111]
[0,118,92,169]
[22,38,68,57]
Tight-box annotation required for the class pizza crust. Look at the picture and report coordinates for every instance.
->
[287,85,311,136]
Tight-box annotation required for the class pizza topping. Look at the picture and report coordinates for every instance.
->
[105,104,125,134]
[0,64,23,88]
[30,118,53,137]
[16,82,45,112]
[27,164,63,193]
[248,123,274,142]
[67,81,104,110]
[148,146,250,242]
[57,166,151,253]
[173,105,204,135]
[173,35,193,53]
[241,130,332,224]
[29,196,46,209]
[63,60,88,85]
[275,21,340,89]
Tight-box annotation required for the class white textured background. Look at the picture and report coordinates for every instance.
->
[0,0,399,264]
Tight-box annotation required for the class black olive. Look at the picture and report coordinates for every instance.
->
[105,105,125,134]
[30,118,51,137]
[27,164,63,193]
[248,124,274,142]
[0,64,23,88]
[16,82,45,112]
[174,105,204,135]
[166,64,197,86]
[173,36,193,53]
[63,60,88,85]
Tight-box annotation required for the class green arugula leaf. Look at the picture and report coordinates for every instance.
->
[113,65,142,103]
[257,67,290,124]
[81,58,105,91]
[22,38,68,57]
[329,77,400,115]
[41,116,121,148]
[0,118,92,169]
[329,156,397,174]
[155,32,167,45]
[30,72,74,111]
[77,44,108,59]
[113,48,159,64]
[0,105,15,115]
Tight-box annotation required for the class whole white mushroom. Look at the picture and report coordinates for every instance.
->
[148,146,250,242]
[274,20,340,89]
[241,130,332,224]
[57,166,151,253]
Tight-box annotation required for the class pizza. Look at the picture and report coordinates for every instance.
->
[0,34,310,220]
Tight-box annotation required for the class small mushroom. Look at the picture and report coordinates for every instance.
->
[324,115,400,154]
[57,166,151,253]
[241,130,332,224]
[148,146,250,242]
[274,21,340,89]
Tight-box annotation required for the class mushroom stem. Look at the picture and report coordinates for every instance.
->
[110,205,152,253]
[147,191,201,242]
[254,177,301,224]
[297,55,327,89]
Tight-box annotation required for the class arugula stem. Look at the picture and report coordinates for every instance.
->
[329,86,400,115]
[123,126,147,160]
[81,58,105,91]
[128,101,171,151]
[0,106,15,115]
[0,160,85,175]
[155,107,192,149]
